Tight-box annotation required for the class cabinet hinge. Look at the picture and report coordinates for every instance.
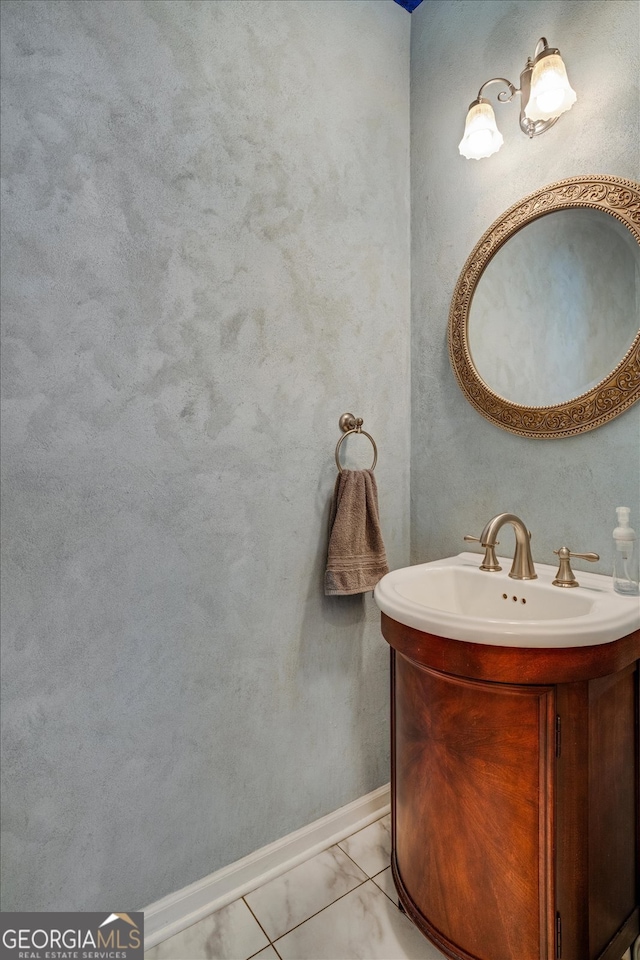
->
[555,715,561,757]
[556,911,562,958]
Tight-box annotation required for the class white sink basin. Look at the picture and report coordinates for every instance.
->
[374,552,640,648]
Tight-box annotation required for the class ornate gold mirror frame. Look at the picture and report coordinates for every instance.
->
[448,175,640,439]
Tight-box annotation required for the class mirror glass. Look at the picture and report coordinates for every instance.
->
[467,208,640,406]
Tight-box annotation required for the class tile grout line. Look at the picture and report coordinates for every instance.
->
[335,840,379,879]
[244,948,269,960]
[271,875,376,946]
[244,943,283,960]
[242,896,274,949]
[370,868,401,908]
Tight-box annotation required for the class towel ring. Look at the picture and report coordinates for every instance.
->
[335,413,378,473]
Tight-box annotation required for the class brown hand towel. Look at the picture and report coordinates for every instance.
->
[324,468,389,596]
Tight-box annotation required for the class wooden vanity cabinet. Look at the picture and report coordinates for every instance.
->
[382,613,640,960]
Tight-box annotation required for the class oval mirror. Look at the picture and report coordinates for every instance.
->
[448,175,640,438]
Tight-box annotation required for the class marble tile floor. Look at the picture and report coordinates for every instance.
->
[145,813,447,960]
[145,812,635,960]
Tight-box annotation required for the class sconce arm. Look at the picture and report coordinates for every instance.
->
[534,37,549,58]
[477,77,519,104]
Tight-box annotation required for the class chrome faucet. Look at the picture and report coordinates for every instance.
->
[464,513,537,580]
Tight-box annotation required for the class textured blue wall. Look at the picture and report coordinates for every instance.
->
[0,0,410,912]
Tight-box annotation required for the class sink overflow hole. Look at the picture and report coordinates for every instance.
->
[502,593,527,604]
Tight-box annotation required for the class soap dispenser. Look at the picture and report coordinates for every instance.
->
[613,507,639,596]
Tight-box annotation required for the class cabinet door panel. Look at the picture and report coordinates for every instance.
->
[588,664,638,958]
[394,653,555,960]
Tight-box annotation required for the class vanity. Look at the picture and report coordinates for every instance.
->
[380,174,640,959]
[375,551,640,960]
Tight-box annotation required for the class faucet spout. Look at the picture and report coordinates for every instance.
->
[479,512,537,580]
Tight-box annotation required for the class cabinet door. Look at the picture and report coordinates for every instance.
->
[556,665,640,960]
[393,652,556,960]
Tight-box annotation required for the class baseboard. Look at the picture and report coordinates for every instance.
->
[142,782,391,950]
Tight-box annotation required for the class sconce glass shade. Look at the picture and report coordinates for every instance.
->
[458,100,504,159]
[525,51,577,122]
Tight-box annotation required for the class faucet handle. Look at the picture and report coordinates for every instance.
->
[464,535,502,572]
[552,546,600,587]
[553,549,599,562]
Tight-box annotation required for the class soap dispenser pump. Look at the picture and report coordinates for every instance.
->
[613,507,640,596]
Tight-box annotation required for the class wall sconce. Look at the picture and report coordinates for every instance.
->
[459,38,577,160]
